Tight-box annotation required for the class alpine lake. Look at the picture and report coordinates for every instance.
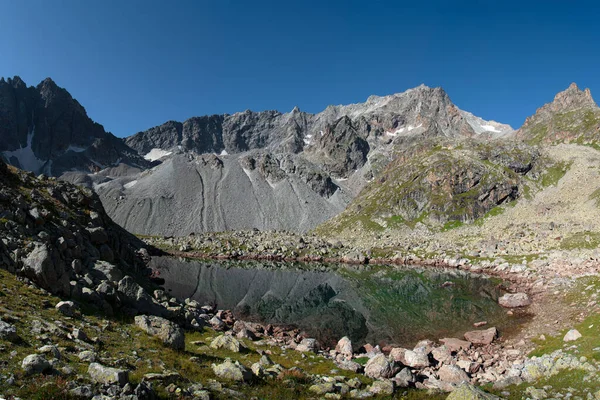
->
[153,256,530,348]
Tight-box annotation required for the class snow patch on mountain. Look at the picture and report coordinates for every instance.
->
[460,110,514,137]
[144,148,173,161]
[3,130,46,173]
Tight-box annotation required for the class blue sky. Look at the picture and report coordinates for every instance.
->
[1,0,599,137]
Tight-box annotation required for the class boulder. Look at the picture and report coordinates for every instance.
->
[88,362,129,386]
[134,315,185,350]
[21,243,70,295]
[38,345,61,360]
[438,364,470,384]
[364,354,394,379]
[22,354,51,375]
[393,367,416,388]
[432,345,452,363]
[0,321,18,342]
[335,336,353,358]
[309,382,336,395]
[296,338,319,352]
[336,359,362,372]
[212,359,253,382]
[55,300,78,317]
[118,276,165,316]
[369,380,395,395]
[446,383,500,400]
[389,347,407,363]
[210,334,243,352]
[439,338,472,352]
[464,327,497,345]
[403,348,430,368]
[498,293,531,308]
[563,329,582,342]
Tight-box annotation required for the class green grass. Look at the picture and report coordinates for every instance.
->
[442,219,463,231]
[559,231,600,250]
[538,161,571,188]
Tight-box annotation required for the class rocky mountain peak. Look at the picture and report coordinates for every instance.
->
[550,82,596,112]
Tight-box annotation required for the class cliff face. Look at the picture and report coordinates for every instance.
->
[0,76,150,176]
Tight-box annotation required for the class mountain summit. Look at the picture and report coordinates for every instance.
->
[0,77,150,176]
[517,83,600,145]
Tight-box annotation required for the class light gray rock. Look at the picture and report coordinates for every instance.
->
[446,383,500,399]
[22,354,51,375]
[464,327,497,345]
[438,364,470,384]
[296,338,319,352]
[393,367,416,388]
[369,380,395,395]
[403,348,430,368]
[212,359,252,382]
[0,321,18,342]
[37,345,61,360]
[88,362,129,386]
[210,335,243,352]
[563,329,582,342]
[498,293,531,308]
[335,336,353,358]
[134,315,185,350]
[21,243,70,295]
[364,354,394,379]
[309,382,336,395]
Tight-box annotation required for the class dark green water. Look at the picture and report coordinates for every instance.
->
[153,257,528,348]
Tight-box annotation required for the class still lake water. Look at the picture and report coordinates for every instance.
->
[153,257,528,348]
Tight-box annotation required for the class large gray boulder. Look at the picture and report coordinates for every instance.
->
[498,293,531,308]
[22,354,51,375]
[21,243,70,295]
[364,354,394,379]
[0,321,18,342]
[118,276,165,316]
[464,327,497,345]
[212,359,253,382]
[446,383,500,400]
[134,315,185,350]
[210,334,243,353]
[88,363,129,386]
[438,364,470,384]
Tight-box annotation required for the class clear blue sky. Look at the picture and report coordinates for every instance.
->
[1,0,599,137]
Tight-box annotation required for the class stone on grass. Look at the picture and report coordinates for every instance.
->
[296,338,319,352]
[563,329,582,342]
[212,358,252,382]
[22,354,51,375]
[446,383,500,400]
[88,363,129,386]
[309,382,336,395]
[335,336,353,358]
[55,300,78,317]
[369,380,395,395]
[464,327,497,345]
[134,315,185,350]
[210,334,243,352]
[498,293,531,308]
[0,321,18,342]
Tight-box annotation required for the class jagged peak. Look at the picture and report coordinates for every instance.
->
[551,82,596,111]
[1,76,27,88]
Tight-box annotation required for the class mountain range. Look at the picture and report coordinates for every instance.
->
[1,77,599,239]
